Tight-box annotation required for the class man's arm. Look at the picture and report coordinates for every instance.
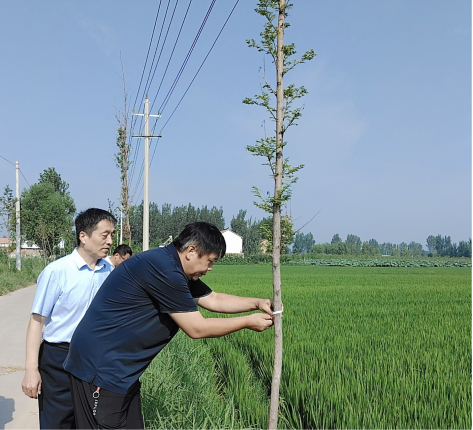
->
[22,314,46,399]
[194,291,274,314]
[169,310,273,339]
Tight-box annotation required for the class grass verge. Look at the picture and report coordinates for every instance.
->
[0,254,44,295]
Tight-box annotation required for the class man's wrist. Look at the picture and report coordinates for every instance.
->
[25,365,39,372]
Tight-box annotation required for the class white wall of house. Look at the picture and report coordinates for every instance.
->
[221,230,243,254]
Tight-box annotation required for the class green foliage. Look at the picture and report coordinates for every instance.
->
[39,167,69,194]
[115,124,132,245]
[130,202,225,246]
[0,186,16,261]
[345,234,362,255]
[361,240,381,256]
[285,258,472,268]
[243,0,314,214]
[246,137,304,213]
[0,254,45,295]
[20,169,75,257]
[259,215,294,254]
[230,210,261,255]
[201,265,471,429]
[292,231,314,254]
[0,185,15,232]
[141,331,251,430]
[426,234,472,257]
[331,233,342,244]
[216,253,273,265]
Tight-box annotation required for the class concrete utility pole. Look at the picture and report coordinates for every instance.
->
[120,206,123,245]
[132,96,161,251]
[15,161,21,271]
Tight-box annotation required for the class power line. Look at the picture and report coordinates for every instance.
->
[143,0,181,99]
[150,0,240,161]
[128,1,164,190]
[153,0,217,117]
[129,0,240,203]
[129,0,163,119]
[0,155,31,187]
[149,0,192,108]
[130,0,217,201]
[142,0,174,99]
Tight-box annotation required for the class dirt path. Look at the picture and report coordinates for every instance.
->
[0,285,39,429]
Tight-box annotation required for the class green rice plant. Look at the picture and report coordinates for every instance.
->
[202,266,471,429]
[141,331,254,430]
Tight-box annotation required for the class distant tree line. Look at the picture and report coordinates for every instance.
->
[128,203,470,259]
[426,235,472,258]
[129,203,225,250]
[293,232,471,258]
[129,205,296,255]
[2,179,470,261]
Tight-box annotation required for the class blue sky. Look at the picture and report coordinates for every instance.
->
[0,0,471,247]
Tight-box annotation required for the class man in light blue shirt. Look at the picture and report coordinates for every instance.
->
[21,208,117,429]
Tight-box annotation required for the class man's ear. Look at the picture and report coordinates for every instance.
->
[185,245,197,260]
[78,231,87,246]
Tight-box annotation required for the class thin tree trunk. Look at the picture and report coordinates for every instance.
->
[117,63,132,245]
[268,2,285,429]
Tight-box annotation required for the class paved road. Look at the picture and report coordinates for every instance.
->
[0,285,39,430]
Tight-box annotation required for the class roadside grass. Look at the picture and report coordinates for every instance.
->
[0,254,44,295]
[141,331,254,430]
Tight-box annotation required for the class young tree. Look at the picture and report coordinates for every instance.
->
[293,231,315,254]
[20,170,75,259]
[230,210,261,255]
[115,65,132,245]
[259,215,295,255]
[244,1,314,427]
[0,185,16,267]
[345,234,362,256]
[331,233,342,244]
[458,239,472,258]
[39,167,69,194]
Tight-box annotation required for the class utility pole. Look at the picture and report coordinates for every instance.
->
[132,96,161,251]
[120,206,123,245]
[15,161,21,271]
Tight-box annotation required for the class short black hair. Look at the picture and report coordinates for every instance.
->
[172,222,226,259]
[113,244,133,257]
[75,208,117,246]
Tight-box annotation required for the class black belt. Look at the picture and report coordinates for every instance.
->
[43,340,70,350]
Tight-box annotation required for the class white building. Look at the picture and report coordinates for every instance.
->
[220,230,243,255]
[0,237,10,248]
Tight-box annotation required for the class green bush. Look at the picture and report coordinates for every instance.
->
[284,258,472,268]
[216,253,273,265]
[0,253,45,295]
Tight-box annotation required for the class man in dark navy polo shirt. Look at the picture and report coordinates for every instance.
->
[64,222,275,429]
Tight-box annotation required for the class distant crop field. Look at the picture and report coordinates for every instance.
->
[200,265,471,429]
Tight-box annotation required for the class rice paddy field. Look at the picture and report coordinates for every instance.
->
[142,265,471,429]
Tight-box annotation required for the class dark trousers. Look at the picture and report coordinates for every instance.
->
[38,342,75,429]
[69,374,144,429]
